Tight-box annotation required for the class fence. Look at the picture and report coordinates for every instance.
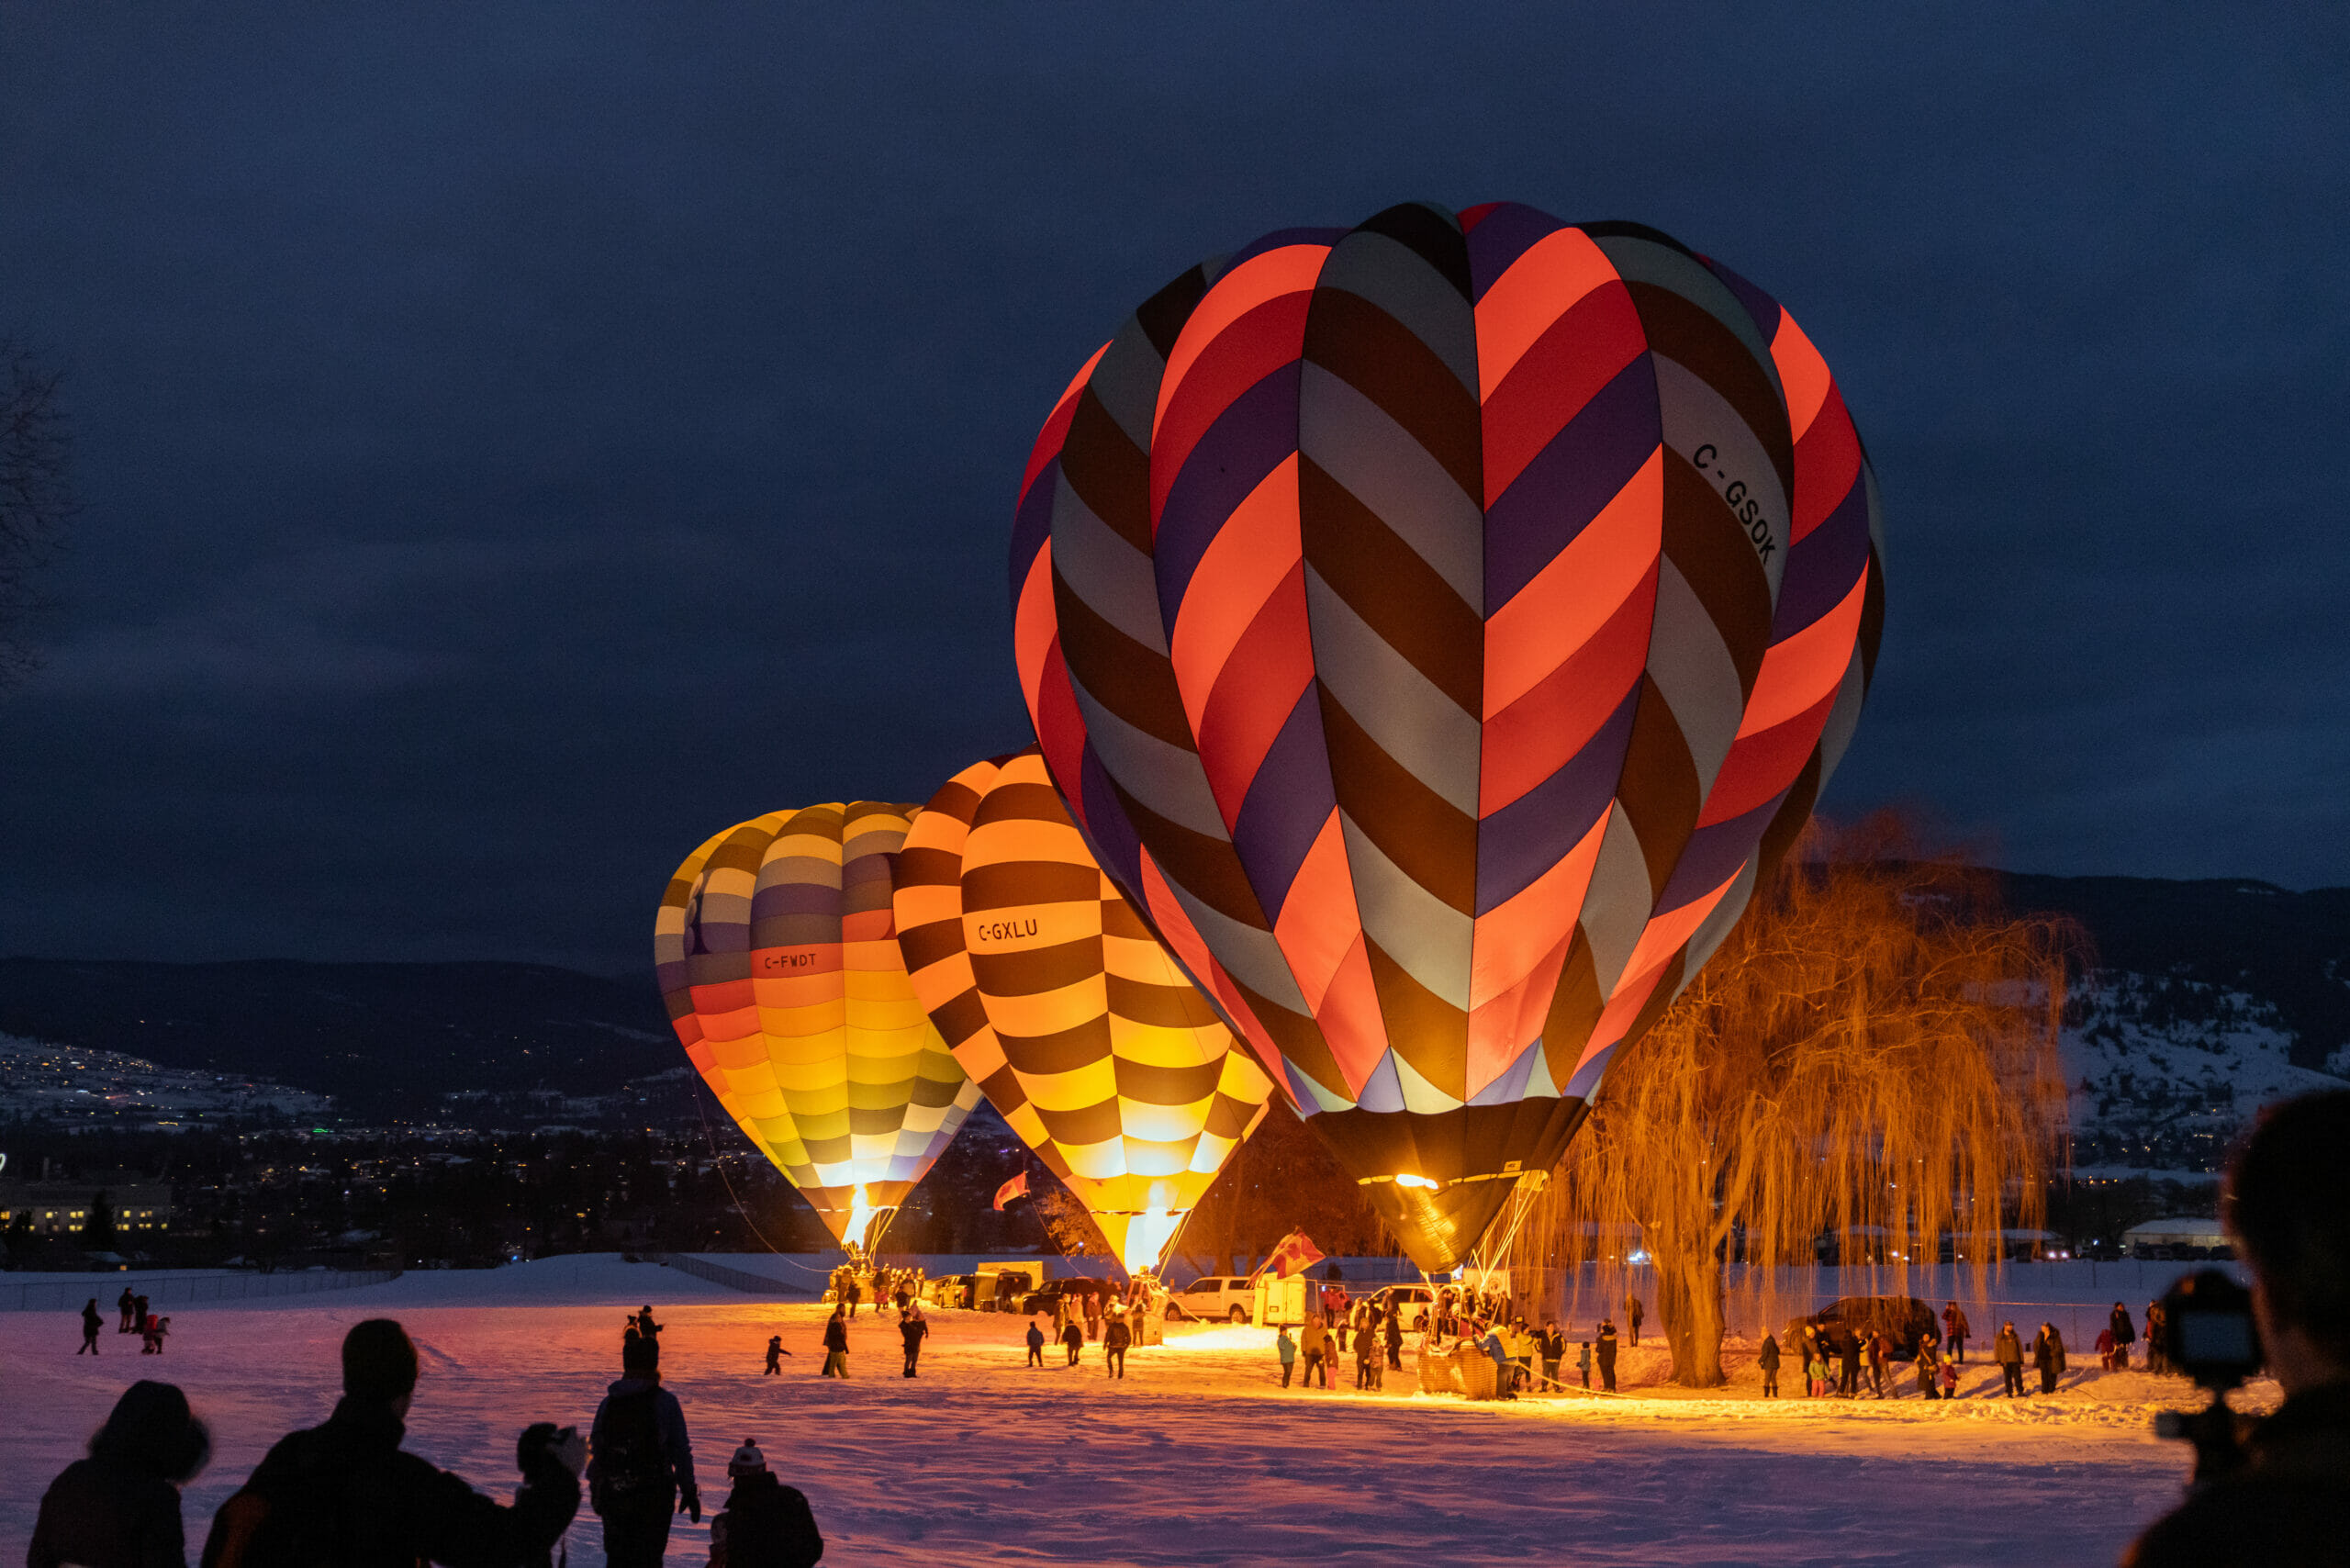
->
[0,1269,401,1314]
[650,1253,817,1296]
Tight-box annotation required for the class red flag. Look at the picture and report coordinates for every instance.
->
[1260,1230,1326,1279]
[991,1172,1030,1212]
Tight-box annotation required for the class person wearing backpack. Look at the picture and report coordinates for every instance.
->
[588,1335,699,1568]
[708,1439,822,1568]
[898,1304,928,1378]
[200,1318,580,1568]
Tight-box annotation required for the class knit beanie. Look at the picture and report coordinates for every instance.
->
[342,1319,420,1403]
[728,1439,767,1477]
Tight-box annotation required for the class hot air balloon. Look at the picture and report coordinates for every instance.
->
[1011,203,1885,1271]
[655,801,983,1254]
[893,749,1279,1275]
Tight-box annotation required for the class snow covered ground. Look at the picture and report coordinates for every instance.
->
[2,1252,2243,1565]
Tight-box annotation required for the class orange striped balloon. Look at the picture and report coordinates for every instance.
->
[894,750,1276,1273]
[655,801,981,1249]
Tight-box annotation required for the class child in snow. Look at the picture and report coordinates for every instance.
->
[1059,1317,1084,1367]
[764,1335,786,1374]
[1941,1354,1960,1400]
[2096,1327,2117,1371]
[1277,1326,1297,1387]
[1025,1318,1046,1367]
[1577,1336,1593,1390]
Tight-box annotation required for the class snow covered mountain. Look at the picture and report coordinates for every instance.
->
[2000,874,2350,1172]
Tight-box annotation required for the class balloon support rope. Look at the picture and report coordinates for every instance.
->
[692,1083,828,1276]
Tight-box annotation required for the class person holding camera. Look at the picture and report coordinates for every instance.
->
[200,1318,581,1568]
[2126,1089,2350,1566]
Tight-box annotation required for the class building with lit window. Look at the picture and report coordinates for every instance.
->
[0,1172,173,1238]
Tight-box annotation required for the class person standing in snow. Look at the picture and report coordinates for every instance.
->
[1993,1321,2026,1396]
[201,1318,580,1568]
[1301,1317,1329,1388]
[764,1335,785,1375]
[29,1378,210,1568]
[1915,1332,1942,1399]
[897,1305,927,1378]
[2143,1299,2168,1375]
[1942,1301,1970,1363]
[1354,1319,1378,1389]
[843,1275,861,1319]
[1058,1316,1083,1368]
[1538,1321,1564,1391]
[1623,1294,1643,1348]
[1756,1331,1781,1396]
[819,1305,849,1378]
[708,1439,822,1568]
[1837,1327,1862,1396]
[2108,1301,2136,1371]
[77,1297,102,1355]
[1103,1312,1131,1379]
[1277,1325,1297,1386]
[588,1335,698,1568]
[134,1294,150,1337]
[117,1285,136,1335]
[1024,1318,1046,1368]
[2031,1321,2065,1394]
[1384,1301,1405,1371]
[1595,1316,1618,1392]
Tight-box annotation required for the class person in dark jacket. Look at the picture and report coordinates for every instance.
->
[1103,1312,1131,1379]
[764,1335,785,1375]
[201,1318,579,1568]
[1942,1301,1970,1363]
[1595,1317,1618,1392]
[898,1305,928,1378]
[1916,1333,1942,1399]
[2031,1322,2065,1394]
[79,1296,104,1354]
[118,1285,137,1334]
[1058,1317,1084,1367]
[2108,1301,2136,1371]
[1024,1318,1046,1368]
[1993,1321,2025,1396]
[30,1379,210,1568]
[588,1336,698,1568]
[1384,1303,1404,1371]
[710,1439,822,1568]
[1756,1332,1781,1397]
[819,1306,849,1377]
[2125,1091,2350,1568]
[1836,1327,1863,1396]
[1623,1294,1643,1347]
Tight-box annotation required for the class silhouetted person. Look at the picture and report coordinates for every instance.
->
[201,1317,579,1567]
[709,1439,822,1568]
[1595,1317,1618,1392]
[30,1379,209,1568]
[2128,1091,2350,1566]
[588,1336,697,1568]
[764,1335,785,1375]
[78,1296,102,1355]
[117,1285,136,1334]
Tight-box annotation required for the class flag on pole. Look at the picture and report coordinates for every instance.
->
[991,1172,1030,1211]
[1260,1230,1326,1279]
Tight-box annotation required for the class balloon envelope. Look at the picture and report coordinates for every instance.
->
[1011,203,1885,1270]
[655,801,982,1249]
[894,749,1278,1273]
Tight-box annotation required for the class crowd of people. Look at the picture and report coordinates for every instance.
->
[1752,1295,2181,1401]
[28,1307,827,1568]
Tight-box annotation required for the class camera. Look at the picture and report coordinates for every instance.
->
[2152,1268,2265,1484]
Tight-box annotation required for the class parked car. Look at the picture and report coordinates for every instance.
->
[1018,1276,1117,1317]
[1168,1274,1258,1323]
[1787,1295,1940,1361]
[1364,1283,1437,1330]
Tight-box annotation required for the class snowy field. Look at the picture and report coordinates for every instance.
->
[3,1254,2244,1566]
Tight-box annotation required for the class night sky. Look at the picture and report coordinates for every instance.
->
[2,6,2344,975]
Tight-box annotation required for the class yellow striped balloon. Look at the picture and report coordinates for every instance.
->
[655,801,981,1250]
[894,749,1277,1273]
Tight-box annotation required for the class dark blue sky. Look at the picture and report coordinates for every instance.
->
[2,5,2344,973]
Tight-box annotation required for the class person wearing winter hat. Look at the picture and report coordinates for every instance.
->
[588,1332,699,1568]
[201,1317,581,1568]
[28,1379,210,1568]
[708,1439,824,1568]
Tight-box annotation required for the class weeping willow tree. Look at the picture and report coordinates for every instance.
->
[1529,818,2071,1386]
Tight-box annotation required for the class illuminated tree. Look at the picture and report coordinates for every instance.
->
[1531,817,2070,1386]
